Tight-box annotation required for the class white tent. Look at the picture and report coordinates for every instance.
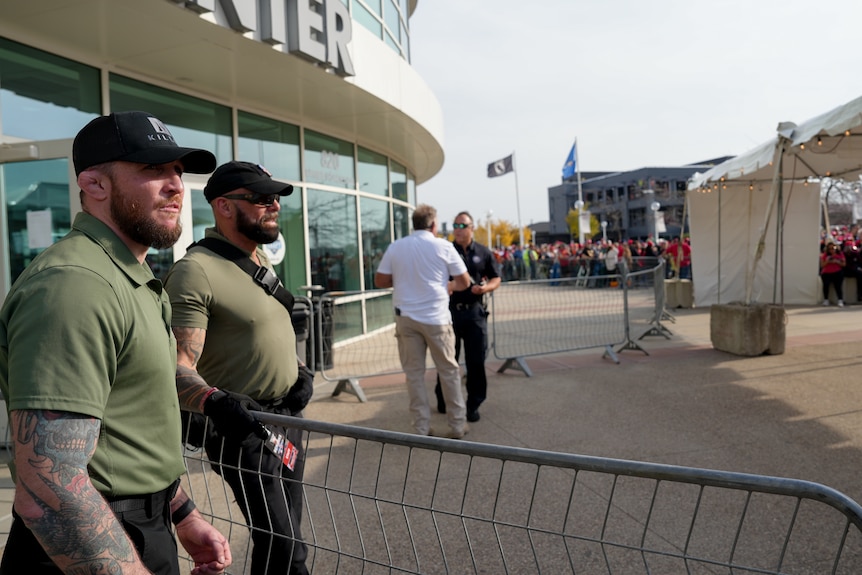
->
[687,95,862,307]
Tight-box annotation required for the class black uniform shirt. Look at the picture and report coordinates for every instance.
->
[450,240,500,306]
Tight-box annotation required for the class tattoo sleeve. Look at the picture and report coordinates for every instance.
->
[173,326,212,413]
[11,410,143,573]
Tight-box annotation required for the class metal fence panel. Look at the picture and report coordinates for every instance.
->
[490,276,628,360]
[181,414,862,575]
[311,260,669,391]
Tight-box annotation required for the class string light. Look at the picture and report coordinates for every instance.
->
[817,136,823,146]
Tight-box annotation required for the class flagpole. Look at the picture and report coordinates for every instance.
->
[513,151,524,247]
[575,138,585,244]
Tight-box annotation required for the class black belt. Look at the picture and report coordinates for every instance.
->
[451,302,481,311]
[106,478,180,515]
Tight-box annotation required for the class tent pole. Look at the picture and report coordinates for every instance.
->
[745,137,787,305]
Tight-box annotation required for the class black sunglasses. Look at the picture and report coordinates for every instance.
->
[453,223,471,229]
[222,192,280,206]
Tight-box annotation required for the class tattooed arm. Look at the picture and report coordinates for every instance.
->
[10,409,151,575]
[173,326,212,413]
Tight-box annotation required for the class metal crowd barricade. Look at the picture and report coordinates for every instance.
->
[313,289,406,403]
[180,413,862,574]
[299,260,673,394]
[490,260,672,376]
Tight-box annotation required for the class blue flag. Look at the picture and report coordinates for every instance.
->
[562,143,576,180]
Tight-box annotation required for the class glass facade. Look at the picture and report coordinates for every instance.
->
[358,146,389,197]
[360,197,391,289]
[304,130,356,190]
[3,159,71,283]
[0,32,419,338]
[237,111,301,181]
[348,0,410,60]
[307,188,360,292]
[109,74,233,166]
[0,37,100,141]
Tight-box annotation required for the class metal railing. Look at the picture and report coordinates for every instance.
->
[181,413,862,574]
[301,259,671,398]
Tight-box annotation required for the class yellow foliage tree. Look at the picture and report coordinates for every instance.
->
[565,207,600,242]
[449,219,531,247]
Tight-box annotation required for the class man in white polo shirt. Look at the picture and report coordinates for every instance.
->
[375,204,472,438]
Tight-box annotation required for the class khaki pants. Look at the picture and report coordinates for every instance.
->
[395,315,466,435]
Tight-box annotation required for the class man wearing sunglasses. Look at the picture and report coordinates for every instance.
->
[164,161,312,575]
[434,212,501,423]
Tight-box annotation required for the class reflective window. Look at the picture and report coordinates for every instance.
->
[391,160,407,201]
[407,173,416,205]
[401,23,410,61]
[191,189,214,242]
[393,204,410,240]
[0,37,100,141]
[272,190,306,294]
[384,0,401,41]
[304,130,355,189]
[353,1,382,37]
[384,31,400,54]
[3,159,71,285]
[357,146,388,196]
[237,111,301,181]
[109,74,232,166]
[307,188,359,292]
[363,0,382,16]
[360,197,391,289]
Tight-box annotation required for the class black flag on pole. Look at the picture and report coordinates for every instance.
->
[487,154,513,178]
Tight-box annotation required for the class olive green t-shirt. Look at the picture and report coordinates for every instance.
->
[164,229,298,401]
[0,212,185,496]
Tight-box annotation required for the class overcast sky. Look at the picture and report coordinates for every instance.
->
[408,0,862,230]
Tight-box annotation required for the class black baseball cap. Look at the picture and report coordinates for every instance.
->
[204,161,294,202]
[72,111,216,175]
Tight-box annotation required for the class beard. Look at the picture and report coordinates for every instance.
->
[237,208,280,245]
[110,182,183,250]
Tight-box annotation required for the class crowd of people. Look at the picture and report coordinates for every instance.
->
[819,225,862,307]
[490,236,692,283]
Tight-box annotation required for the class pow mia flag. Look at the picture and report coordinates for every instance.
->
[487,154,513,178]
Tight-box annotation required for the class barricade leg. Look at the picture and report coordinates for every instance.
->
[331,378,367,402]
[496,357,533,377]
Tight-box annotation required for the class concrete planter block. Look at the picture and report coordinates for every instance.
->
[710,303,786,356]
[665,279,694,309]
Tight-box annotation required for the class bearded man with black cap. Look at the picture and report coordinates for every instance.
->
[0,111,231,574]
[165,161,313,575]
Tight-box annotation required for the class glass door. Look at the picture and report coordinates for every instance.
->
[1,139,76,300]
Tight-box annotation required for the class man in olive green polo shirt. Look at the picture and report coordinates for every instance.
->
[0,111,231,574]
[165,161,313,575]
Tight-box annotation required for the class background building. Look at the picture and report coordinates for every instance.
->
[0,0,442,313]
[548,159,731,242]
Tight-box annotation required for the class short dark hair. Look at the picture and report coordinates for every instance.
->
[454,211,473,225]
[412,204,437,230]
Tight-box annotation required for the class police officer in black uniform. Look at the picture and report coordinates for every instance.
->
[435,211,501,422]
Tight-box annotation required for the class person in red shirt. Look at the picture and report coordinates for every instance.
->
[666,236,692,279]
[820,241,846,307]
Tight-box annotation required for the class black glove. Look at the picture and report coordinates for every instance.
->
[203,389,268,442]
[284,365,315,415]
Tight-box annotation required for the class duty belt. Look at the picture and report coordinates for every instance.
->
[452,302,481,311]
[106,478,180,515]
